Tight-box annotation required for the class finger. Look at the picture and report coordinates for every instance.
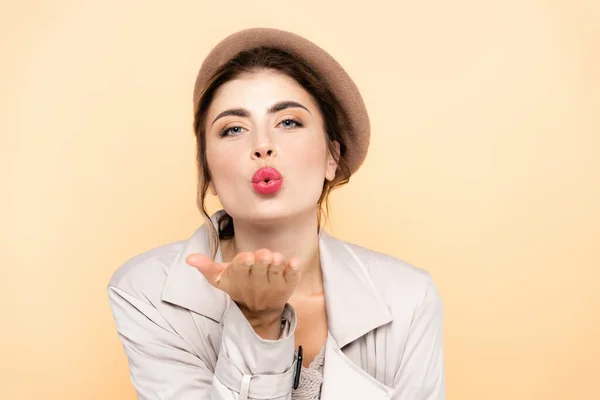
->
[268,252,285,285]
[283,258,301,287]
[251,248,271,283]
[185,253,226,285]
[229,252,254,287]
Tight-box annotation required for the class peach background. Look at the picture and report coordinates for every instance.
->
[1,1,599,399]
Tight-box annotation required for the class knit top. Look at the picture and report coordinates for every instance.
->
[291,344,326,400]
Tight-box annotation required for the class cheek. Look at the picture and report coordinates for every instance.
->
[206,146,237,189]
[288,138,329,185]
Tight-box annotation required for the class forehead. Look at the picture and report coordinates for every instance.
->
[208,70,318,112]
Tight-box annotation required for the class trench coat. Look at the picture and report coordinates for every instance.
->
[108,209,445,399]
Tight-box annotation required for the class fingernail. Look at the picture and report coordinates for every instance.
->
[290,261,300,270]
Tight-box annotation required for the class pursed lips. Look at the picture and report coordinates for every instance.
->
[251,167,282,183]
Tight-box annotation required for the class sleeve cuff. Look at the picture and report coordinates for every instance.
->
[215,349,297,398]
[215,301,298,397]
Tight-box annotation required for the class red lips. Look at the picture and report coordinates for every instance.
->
[252,167,281,183]
[252,167,282,195]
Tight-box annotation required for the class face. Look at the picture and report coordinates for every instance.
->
[204,69,339,225]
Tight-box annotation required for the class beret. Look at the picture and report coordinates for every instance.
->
[193,27,370,175]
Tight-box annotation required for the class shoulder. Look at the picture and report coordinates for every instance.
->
[107,239,185,298]
[107,226,228,325]
[343,240,443,314]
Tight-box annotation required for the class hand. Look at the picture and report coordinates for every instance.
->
[185,249,301,339]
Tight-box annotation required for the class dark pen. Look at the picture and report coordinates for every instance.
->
[293,345,303,389]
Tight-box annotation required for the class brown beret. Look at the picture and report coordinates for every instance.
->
[193,27,370,175]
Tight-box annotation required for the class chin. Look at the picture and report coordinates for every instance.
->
[247,201,292,221]
[226,198,315,225]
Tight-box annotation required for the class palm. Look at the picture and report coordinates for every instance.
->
[185,248,301,315]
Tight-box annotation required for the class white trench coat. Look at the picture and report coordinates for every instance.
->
[108,210,445,399]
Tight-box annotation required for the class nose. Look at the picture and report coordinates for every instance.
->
[253,146,275,159]
[251,132,277,160]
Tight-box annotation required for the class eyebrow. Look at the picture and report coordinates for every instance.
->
[211,101,311,127]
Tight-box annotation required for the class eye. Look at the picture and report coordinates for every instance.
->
[278,118,303,129]
[220,125,246,137]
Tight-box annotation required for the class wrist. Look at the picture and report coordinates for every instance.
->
[238,306,284,340]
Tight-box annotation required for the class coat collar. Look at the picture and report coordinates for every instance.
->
[161,209,392,348]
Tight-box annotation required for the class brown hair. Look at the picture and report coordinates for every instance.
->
[193,46,352,259]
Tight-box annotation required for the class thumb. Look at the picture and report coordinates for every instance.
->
[185,253,226,285]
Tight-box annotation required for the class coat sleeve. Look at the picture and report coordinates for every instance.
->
[108,285,298,400]
[392,275,446,400]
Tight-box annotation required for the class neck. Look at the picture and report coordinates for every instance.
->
[220,209,324,297]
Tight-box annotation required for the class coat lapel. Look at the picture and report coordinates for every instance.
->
[161,210,228,322]
[318,230,392,347]
[318,230,393,398]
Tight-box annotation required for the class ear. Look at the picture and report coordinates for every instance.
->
[325,140,340,182]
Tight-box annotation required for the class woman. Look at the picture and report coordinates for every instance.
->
[108,28,445,400]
